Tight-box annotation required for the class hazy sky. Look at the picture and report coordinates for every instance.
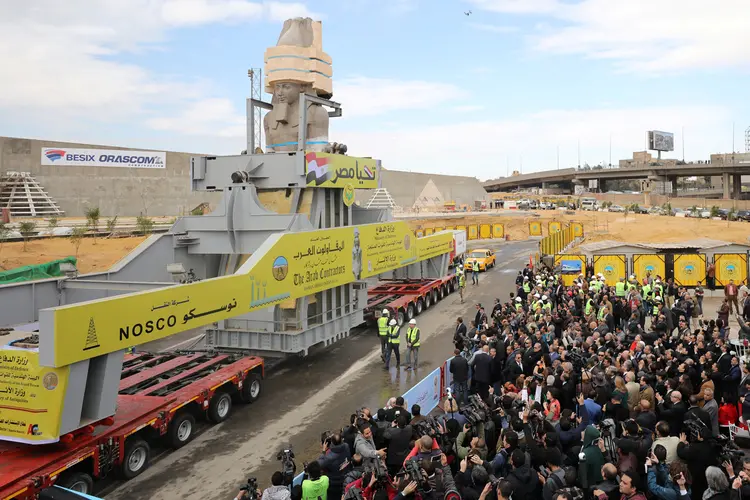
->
[1,0,748,180]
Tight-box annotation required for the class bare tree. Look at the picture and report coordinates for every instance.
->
[18,221,37,252]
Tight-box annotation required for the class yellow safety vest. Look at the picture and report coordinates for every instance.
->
[615,281,626,297]
[653,305,660,316]
[459,274,466,287]
[642,284,651,298]
[515,303,523,312]
[654,284,663,297]
[389,325,400,344]
[407,327,420,347]
[377,316,389,337]
[523,283,531,293]
[473,262,480,272]
[585,299,594,315]
[542,302,552,312]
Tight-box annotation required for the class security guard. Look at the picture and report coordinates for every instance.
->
[385,318,401,369]
[406,319,420,370]
[377,309,390,361]
[615,277,627,298]
[472,260,480,285]
[458,270,466,303]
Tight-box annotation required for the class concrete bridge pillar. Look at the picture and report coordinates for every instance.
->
[723,172,731,199]
[733,174,742,199]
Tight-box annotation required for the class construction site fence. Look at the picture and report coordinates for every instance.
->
[0,256,77,284]
[539,224,582,256]
[292,358,450,486]
[554,252,748,288]
[413,221,583,242]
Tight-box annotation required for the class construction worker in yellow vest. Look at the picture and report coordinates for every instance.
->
[615,277,626,298]
[458,271,466,303]
[385,319,401,369]
[514,296,524,312]
[377,309,390,361]
[641,282,652,300]
[406,319,420,370]
[472,261,480,285]
[585,297,595,316]
[541,295,552,313]
[522,278,531,295]
[653,279,663,298]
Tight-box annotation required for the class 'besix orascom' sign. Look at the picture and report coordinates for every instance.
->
[41,147,166,169]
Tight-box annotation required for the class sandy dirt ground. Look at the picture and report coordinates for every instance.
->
[0,236,147,273]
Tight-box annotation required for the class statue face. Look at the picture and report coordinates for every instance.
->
[275,82,301,104]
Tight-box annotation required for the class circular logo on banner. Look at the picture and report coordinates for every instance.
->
[343,184,355,207]
[645,265,655,272]
[604,265,615,278]
[683,264,695,276]
[726,264,737,276]
[43,373,59,391]
[272,256,289,281]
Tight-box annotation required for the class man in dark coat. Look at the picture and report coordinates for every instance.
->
[449,349,470,406]
[656,390,688,436]
[470,345,493,400]
[317,433,352,500]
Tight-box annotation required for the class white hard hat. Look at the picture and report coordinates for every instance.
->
[654,297,662,302]
[524,276,529,281]
[515,297,522,302]
[542,295,548,300]
[598,273,604,277]
[409,319,416,325]
[534,293,541,298]
[382,309,389,315]
[629,275,635,280]
[389,319,397,326]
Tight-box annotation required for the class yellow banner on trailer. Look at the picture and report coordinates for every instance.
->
[529,221,542,236]
[304,151,379,189]
[673,254,706,287]
[0,350,69,443]
[43,222,453,367]
[632,254,665,282]
[593,255,627,286]
[714,253,747,286]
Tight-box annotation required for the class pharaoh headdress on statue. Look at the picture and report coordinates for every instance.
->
[263,18,333,152]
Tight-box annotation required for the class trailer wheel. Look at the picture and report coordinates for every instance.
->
[167,411,196,449]
[415,299,424,315]
[238,373,262,403]
[208,391,233,424]
[121,438,150,479]
[431,289,439,303]
[59,471,94,494]
[424,293,431,309]
[397,309,406,326]
[406,304,415,321]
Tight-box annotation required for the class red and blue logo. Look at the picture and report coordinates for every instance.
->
[44,149,66,162]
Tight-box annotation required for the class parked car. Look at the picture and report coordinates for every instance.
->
[671,207,686,217]
[464,249,496,271]
[717,208,730,220]
[608,204,625,213]
[736,210,750,221]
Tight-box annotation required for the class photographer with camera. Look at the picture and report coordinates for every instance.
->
[384,414,413,476]
[301,461,329,500]
[456,422,488,461]
[676,418,719,496]
[318,433,351,500]
[645,446,692,500]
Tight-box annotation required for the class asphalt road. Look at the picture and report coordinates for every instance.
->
[106,240,538,500]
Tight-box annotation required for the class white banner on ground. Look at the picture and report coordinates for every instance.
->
[41,147,166,169]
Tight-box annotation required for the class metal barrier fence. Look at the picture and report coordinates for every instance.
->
[292,359,449,486]
[539,224,577,256]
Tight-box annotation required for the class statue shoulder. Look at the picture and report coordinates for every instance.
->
[307,102,328,119]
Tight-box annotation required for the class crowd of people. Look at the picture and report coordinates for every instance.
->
[243,264,750,500]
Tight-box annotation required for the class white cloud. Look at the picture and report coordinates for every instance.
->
[0,1,316,128]
[147,98,246,138]
[469,0,750,72]
[334,105,731,180]
[162,0,317,26]
[453,105,484,113]
[334,77,461,118]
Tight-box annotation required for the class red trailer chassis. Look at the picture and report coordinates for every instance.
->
[0,351,264,499]
[364,275,457,326]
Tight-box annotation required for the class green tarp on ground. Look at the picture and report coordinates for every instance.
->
[0,256,77,284]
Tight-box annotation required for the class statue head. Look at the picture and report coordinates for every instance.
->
[274,81,302,105]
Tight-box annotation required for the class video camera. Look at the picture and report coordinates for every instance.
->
[364,458,389,487]
[403,459,428,492]
[276,448,296,485]
[460,395,489,428]
[240,477,260,500]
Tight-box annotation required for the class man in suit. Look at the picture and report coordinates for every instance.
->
[504,352,525,384]
[470,344,493,400]
[449,349,470,406]
[454,316,468,350]
[656,390,688,436]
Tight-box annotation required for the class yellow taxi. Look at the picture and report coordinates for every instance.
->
[464,249,496,272]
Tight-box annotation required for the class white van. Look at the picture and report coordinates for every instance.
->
[580,198,598,211]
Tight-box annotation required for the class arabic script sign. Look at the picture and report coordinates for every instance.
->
[304,151,379,189]
[43,221,454,368]
[0,349,69,444]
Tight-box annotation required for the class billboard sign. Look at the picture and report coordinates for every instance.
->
[647,131,674,152]
[42,148,166,169]
[304,151,379,189]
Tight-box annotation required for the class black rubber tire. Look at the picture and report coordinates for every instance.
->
[121,438,150,479]
[424,292,431,309]
[416,299,424,315]
[437,286,445,300]
[208,391,233,424]
[239,373,262,404]
[167,412,196,449]
[58,472,94,494]
[431,290,438,303]
[406,305,415,321]
[397,310,406,326]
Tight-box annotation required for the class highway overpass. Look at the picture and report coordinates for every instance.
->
[483,161,750,199]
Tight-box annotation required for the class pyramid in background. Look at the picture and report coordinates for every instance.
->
[412,179,445,210]
[365,188,398,210]
[0,171,63,217]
